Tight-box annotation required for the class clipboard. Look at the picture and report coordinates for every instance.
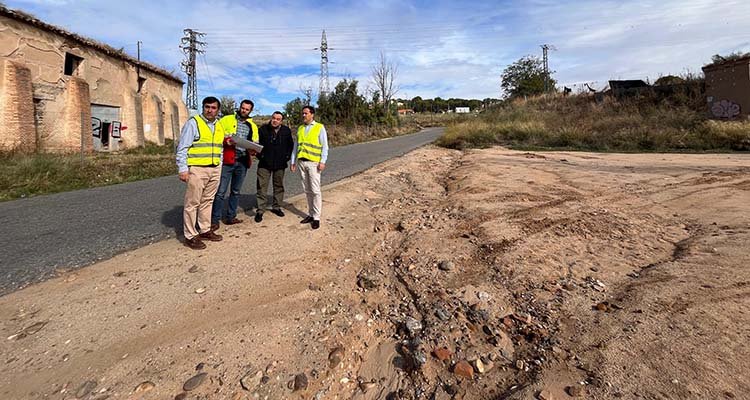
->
[231,135,263,153]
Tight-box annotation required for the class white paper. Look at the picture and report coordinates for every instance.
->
[231,135,263,153]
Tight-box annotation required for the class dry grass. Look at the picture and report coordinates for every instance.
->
[437,93,750,152]
[0,141,176,201]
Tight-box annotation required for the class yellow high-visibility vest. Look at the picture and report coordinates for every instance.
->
[219,114,259,142]
[296,122,323,162]
[186,115,225,166]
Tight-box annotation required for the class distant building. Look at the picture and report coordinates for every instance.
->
[397,108,415,115]
[608,80,650,98]
[0,6,187,153]
[455,107,470,113]
[702,56,750,120]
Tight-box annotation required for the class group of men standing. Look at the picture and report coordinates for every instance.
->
[175,96,328,250]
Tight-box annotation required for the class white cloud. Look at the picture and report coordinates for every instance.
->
[4,0,750,113]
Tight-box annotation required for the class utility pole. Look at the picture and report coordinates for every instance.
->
[136,40,142,92]
[541,44,550,93]
[540,44,556,93]
[318,30,330,97]
[180,29,205,111]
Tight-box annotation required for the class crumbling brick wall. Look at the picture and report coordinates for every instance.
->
[0,60,36,153]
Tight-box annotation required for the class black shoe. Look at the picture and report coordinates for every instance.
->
[300,216,314,224]
[255,213,263,223]
[311,220,320,229]
[270,208,285,217]
[184,237,207,250]
[198,231,223,242]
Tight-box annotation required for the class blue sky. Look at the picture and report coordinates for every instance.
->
[6,0,750,115]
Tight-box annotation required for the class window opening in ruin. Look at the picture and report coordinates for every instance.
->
[64,53,83,76]
[138,76,147,93]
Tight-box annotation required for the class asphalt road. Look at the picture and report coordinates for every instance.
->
[0,127,444,296]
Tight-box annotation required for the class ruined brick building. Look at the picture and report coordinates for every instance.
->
[0,6,187,153]
[702,55,750,120]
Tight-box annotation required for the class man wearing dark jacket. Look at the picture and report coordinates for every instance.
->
[255,111,294,222]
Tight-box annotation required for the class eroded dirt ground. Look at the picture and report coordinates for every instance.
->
[1,146,748,400]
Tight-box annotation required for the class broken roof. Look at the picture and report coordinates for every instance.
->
[702,55,750,72]
[0,6,184,84]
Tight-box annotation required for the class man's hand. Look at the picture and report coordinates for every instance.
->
[179,171,189,182]
[317,162,326,172]
[290,163,296,172]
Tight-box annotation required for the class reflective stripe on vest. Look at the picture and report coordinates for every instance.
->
[187,115,225,166]
[296,122,323,162]
[219,114,259,142]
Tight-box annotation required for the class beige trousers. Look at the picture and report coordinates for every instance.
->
[299,160,322,220]
[183,165,221,239]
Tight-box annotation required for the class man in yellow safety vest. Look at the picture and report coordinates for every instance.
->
[210,99,259,230]
[175,96,226,250]
[290,105,329,230]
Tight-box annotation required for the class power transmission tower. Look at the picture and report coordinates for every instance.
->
[318,30,330,97]
[540,44,556,93]
[180,29,205,110]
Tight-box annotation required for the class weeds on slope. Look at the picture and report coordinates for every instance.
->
[437,94,750,152]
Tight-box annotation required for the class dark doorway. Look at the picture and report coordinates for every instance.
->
[101,122,111,148]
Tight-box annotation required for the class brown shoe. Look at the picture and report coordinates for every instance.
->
[184,237,207,250]
[224,218,243,225]
[210,223,220,231]
[199,231,223,242]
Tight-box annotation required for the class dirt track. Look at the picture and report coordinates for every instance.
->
[1,146,748,400]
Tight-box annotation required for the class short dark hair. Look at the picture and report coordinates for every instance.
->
[302,105,315,115]
[272,111,284,119]
[240,99,254,110]
[202,96,220,108]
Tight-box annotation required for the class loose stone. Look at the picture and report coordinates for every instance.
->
[293,373,308,391]
[75,380,97,398]
[328,347,345,369]
[183,372,207,391]
[453,360,474,379]
[438,261,454,271]
[134,381,155,393]
[240,370,263,391]
[566,385,584,397]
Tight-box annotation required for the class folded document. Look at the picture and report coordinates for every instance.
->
[231,135,263,153]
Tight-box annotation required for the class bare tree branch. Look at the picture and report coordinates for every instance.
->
[370,51,399,115]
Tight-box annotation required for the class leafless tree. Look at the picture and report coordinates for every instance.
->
[370,51,399,114]
[219,95,236,116]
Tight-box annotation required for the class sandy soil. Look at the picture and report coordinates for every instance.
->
[1,146,748,400]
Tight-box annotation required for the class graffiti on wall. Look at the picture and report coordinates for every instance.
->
[92,117,101,138]
[711,99,741,119]
[91,117,122,138]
